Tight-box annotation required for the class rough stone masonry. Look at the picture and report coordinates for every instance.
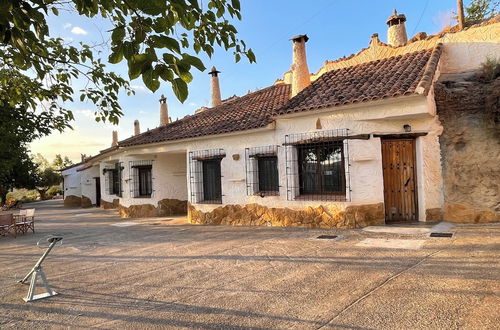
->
[435,72,500,223]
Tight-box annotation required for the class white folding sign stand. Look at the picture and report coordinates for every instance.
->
[18,236,63,302]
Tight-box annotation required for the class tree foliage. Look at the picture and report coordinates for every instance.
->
[0,144,38,205]
[0,69,72,204]
[0,0,254,130]
[465,0,499,21]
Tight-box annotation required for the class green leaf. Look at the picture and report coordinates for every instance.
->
[111,26,125,43]
[128,54,150,79]
[108,45,123,64]
[156,64,173,81]
[171,78,188,103]
[182,54,206,71]
[247,49,256,63]
[142,68,160,92]
[151,36,180,53]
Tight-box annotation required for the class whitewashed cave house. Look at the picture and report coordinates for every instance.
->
[61,11,500,228]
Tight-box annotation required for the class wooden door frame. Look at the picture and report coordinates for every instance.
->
[380,136,419,223]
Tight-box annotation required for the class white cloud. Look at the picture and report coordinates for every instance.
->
[71,26,88,35]
[432,10,455,31]
[63,23,72,29]
[188,102,197,107]
[131,85,146,91]
[131,84,153,94]
[75,109,94,118]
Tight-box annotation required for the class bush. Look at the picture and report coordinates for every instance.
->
[46,185,63,199]
[481,57,500,82]
[6,189,39,203]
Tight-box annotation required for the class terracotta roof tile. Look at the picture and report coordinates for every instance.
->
[119,84,291,147]
[276,45,442,116]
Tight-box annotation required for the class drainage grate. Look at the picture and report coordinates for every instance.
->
[430,232,453,238]
[316,235,338,240]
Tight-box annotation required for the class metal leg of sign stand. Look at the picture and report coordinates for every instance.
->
[18,235,63,302]
[22,266,58,302]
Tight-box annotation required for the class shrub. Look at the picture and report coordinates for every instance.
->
[481,57,500,82]
[46,185,63,199]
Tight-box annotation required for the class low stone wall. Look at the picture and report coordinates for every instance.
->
[64,195,82,207]
[81,195,93,208]
[188,202,384,229]
[101,199,119,209]
[118,199,188,218]
[435,73,499,223]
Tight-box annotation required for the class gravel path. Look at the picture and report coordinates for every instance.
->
[1,200,498,329]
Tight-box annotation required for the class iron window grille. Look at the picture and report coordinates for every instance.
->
[284,129,351,202]
[245,145,280,196]
[103,163,123,197]
[129,160,154,198]
[189,149,225,204]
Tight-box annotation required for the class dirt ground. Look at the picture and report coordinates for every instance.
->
[0,200,499,329]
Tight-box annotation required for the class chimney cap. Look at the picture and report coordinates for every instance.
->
[159,94,166,103]
[290,34,309,42]
[208,66,221,76]
[386,9,406,25]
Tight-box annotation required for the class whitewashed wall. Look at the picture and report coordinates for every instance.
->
[99,151,187,208]
[80,165,100,204]
[61,165,83,198]
[440,23,500,74]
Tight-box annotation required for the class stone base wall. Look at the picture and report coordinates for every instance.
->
[435,73,499,223]
[426,208,443,222]
[64,195,82,207]
[101,198,119,209]
[188,202,385,229]
[81,195,93,208]
[118,199,188,218]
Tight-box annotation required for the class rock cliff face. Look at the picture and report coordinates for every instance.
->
[188,203,385,229]
[435,73,499,223]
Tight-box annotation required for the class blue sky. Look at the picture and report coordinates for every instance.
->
[31,0,461,162]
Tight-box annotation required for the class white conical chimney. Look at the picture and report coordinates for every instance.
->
[159,94,168,126]
[134,120,140,136]
[209,66,222,107]
[291,34,311,97]
[111,130,118,147]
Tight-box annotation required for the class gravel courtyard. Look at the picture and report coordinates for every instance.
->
[1,200,499,329]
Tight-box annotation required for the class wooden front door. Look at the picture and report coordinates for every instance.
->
[381,139,418,222]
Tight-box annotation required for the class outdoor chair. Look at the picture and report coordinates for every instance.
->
[0,214,16,238]
[14,208,35,234]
